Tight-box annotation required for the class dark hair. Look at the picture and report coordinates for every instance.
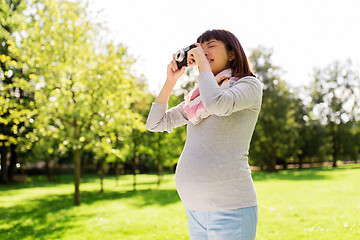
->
[197,29,255,79]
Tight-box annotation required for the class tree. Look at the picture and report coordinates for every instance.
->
[1,0,36,183]
[249,46,295,171]
[138,68,192,184]
[340,120,359,163]
[22,0,143,204]
[310,60,360,167]
[290,87,331,167]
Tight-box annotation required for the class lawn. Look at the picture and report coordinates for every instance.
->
[0,164,359,240]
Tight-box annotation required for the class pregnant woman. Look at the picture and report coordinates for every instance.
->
[146,29,263,240]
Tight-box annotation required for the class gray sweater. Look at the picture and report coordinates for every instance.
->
[146,71,263,211]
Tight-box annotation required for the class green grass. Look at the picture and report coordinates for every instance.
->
[0,164,359,240]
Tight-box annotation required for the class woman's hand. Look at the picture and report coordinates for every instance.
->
[166,54,186,84]
[156,55,186,104]
[187,43,211,73]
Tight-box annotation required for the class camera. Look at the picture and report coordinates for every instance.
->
[174,44,196,69]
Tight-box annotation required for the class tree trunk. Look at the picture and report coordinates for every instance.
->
[133,156,137,192]
[266,162,277,172]
[332,154,338,167]
[157,134,163,186]
[7,144,17,182]
[74,148,81,205]
[0,145,8,184]
[298,159,302,169]
[55,157,61,182]
[45,157,54,181]
[332,124,339,168]
[132,131,138,192]
[115,160,119,187]
[266,145,277,172]
[157,157,163,186]
[100,158,104,193]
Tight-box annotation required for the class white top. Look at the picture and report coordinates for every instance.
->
[146,71,263,211]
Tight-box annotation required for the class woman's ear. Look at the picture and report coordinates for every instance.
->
[228,50,235,61]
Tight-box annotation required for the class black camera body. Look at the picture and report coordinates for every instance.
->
[174,44,196,69]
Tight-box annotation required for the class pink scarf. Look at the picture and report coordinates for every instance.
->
[183,69,238,125]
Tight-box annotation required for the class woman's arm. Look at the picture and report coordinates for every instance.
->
[154,78,177,104]
[197,72,263,116]
[146,101,188,133]
[146,55,188,132]
[155,53,186,103]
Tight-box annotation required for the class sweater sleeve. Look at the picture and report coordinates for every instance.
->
[146,101,188,133]
[197,71,263,116]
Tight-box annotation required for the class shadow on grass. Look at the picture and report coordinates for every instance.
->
[0,173,158,192]
[0,173,122,191]
[0,187,180,239]
[252,164,360,181]
[81,188,181,207]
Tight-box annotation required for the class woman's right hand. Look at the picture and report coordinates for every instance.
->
[155,55,186,104]
[166,54,186,84]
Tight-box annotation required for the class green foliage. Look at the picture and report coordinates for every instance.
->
[0,0,147,166]
[310,60,360,166]
[249,46,300,170]
[1,0,360,188]
[1,0,152,202]
[248,46,360,171]
[0,0,35,149]
[311,60,359,124]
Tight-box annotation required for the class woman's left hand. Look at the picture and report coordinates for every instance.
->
[187,43,211,73]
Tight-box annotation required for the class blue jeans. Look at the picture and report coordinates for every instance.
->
[185,206,258,240]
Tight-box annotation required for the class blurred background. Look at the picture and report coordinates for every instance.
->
[1,0,360,239]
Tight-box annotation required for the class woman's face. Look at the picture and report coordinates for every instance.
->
[201,39,234,76]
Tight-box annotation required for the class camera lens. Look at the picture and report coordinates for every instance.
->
[175,49,185,62]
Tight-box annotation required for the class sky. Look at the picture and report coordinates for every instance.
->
[87,0,360,94]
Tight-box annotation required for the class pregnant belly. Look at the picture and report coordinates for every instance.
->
[175,152,251,184]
